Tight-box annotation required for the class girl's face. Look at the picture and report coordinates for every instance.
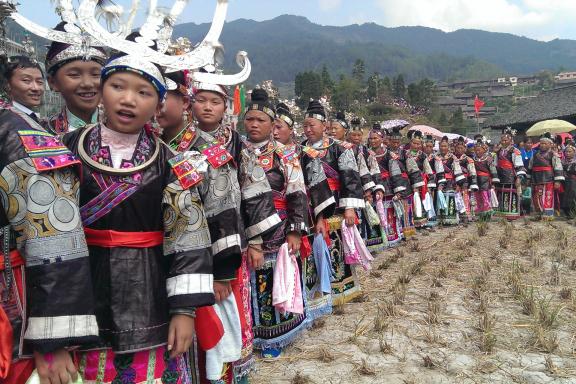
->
[455,143,466,156]
[192,90,226,127]
[501,135,512,148]
[156,91,190,132]
[474,144,487,157]
[102,72,160,134]
[423,142,434,155]
[566,146,576,159]
[368,132,382,150]
[347,130,363,146]
[244,110,273,143]
[382,136,390,147]
[389,138,401,150]
[303,117,326,143]
[49,60,102,118]
[411,138,422,152]
[273,119,293,145]
[440,141,449,155]
[330,121,347,141]
[539,140,551,152]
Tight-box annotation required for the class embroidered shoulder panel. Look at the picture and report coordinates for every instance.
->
[197,139,233,169]
[168,153,204,189]
[336,140,354,150]
[17,130,79,172]
[275,145,299,166]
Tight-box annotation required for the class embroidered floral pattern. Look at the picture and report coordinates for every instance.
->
[161,350,179,384]
[112,354,136,384]
[86,125,156,184]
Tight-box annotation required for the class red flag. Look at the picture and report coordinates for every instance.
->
[474,95,485,115]
[233,85,241,115]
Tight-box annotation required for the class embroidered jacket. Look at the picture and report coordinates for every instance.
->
[345,142,375,192]
[455,153,479,191]
[242,141,309,252]
[426,153,446,187]
[46,107,98,136]
[0,106,98,358]
[373,147,399,196]
[473,153,499,191]
[64,124,214,353]
[168,124,242,281]
[386,147,422,198]
[300,137,364,215]
[406,150,435,190]
[496,145,526,184]
[528,150,565,185]
[439,153,466,191]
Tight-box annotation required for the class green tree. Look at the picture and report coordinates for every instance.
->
[320,65,335,94]
[536,70,555,90]
[332,75,361,111]
[294,71,322,108]
[407,83,421,105]
[449,108,465,133]
[381,76,392,96]
[393,74,406,98]
[367,72,381,101]
[352,59,366,83]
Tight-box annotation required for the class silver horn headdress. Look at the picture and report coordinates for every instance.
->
[5,0,251,86]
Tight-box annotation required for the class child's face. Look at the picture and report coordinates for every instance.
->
[102,72,160,134]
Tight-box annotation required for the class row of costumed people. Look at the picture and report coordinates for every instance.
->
[0,2,387,382]
[1,2,362,384]
[1,3,573,384]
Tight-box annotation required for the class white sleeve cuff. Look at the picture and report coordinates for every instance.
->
[340,198,365,209]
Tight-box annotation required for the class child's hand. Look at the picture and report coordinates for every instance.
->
[168,314,195,359]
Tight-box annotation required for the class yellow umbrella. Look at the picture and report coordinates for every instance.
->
[526,119,576,136]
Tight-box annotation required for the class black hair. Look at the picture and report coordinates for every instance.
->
[1,56,44,91]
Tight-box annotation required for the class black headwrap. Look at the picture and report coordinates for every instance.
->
[333,111,349,130]
[305,100,326,122]
[276,102,294,128]
[246,88,276,120]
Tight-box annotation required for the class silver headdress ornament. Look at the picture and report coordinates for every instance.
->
[6,0,251,86]
[76,0,251,84]
[0,1,16,57]
[318,95,332,117]
[258,80,278,101]
[21,35,36,61]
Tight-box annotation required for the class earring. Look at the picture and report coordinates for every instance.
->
[183,110,190,126]
[151,115,163,137]
[97,103,107,125]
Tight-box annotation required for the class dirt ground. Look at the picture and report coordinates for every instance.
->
[249,219,576,384]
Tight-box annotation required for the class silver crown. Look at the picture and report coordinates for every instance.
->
[5,0,251,86]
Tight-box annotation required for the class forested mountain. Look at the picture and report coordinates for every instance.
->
[172,15,576,84]
[8,15,576,85]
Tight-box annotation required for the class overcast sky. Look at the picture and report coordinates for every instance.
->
[17,0,576,42]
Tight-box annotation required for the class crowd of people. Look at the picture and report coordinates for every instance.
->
[1,3,576,384]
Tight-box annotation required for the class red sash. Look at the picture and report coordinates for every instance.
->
[498,159,514,169]
[533,166,553,172]
[327,178,341,192]
[0,251,24,270]
[84,229,163,248]
[420,173,429,199]
[445,172,454,180]
[380,170,390,179]
[477,171,491,177]
[273,197,288,210]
